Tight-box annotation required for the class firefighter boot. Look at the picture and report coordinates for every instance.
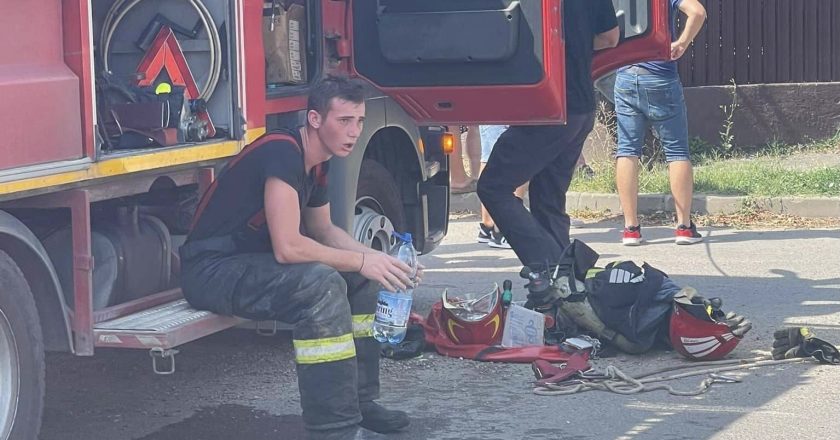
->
[359,401,410,434]
[294,269,363,431]
[344,273,410,434]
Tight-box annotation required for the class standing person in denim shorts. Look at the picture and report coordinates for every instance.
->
[614,0,706,246]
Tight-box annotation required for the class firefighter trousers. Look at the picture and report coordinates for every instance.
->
[179,251,380,431]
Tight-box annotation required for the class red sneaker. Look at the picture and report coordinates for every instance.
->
[675,222,703,245]
[622,225,643,246]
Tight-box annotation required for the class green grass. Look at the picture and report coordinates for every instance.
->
[571,157,840,197]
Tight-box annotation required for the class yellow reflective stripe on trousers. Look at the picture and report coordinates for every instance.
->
[293,333,356,364]
[352,314,375,338]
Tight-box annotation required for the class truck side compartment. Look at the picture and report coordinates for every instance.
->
[0,1,84,171]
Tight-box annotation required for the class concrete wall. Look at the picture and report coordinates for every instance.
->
[683,82,840,148]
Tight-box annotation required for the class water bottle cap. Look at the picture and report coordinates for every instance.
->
[392,231,412,244]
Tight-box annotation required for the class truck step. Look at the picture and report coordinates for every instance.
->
[94,299,245,350]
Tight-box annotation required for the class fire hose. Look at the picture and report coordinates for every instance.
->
[100,0,222,101]
[533,356,810,397]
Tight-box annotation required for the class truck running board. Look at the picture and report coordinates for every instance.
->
[94,299,245,350]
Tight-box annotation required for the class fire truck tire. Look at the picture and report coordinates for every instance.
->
[0,251,44,440]
[355,160,406,253]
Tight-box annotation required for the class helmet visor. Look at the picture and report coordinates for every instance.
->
[442,283,500,322]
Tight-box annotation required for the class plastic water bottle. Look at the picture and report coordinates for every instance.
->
[373,232,417,344]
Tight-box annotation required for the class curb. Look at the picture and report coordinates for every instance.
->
[450,191,840,218]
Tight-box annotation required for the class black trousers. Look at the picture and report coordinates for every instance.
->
[179,250,380,431]
[477,112,595,268]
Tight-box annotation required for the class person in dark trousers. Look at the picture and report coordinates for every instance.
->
[179,76,417,440]
[477,0,620,307]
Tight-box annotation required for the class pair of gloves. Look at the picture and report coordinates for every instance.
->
[681,288,753,337]
[772,327,840,364]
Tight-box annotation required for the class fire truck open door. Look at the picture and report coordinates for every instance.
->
[349,0,671,126]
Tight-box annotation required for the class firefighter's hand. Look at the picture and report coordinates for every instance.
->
[360,252,413,292]
[414,262,425,286]
[671,40,689,60]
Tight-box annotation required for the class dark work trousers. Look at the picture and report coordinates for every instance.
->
[477,112,596,268]
[179,250,380,432]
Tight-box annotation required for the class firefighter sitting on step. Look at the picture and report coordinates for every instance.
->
[179,76,419,439]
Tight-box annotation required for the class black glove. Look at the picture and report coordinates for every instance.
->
[680,289,752,337]
[380,324,426,360]
[772,327,840,364]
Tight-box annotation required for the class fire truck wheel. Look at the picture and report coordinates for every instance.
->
[0,251,44,440]
[355,159,406,254]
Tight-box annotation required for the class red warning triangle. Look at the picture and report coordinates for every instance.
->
[135,25,215,137]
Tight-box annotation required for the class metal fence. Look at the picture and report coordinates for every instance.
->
[677,0,840,87]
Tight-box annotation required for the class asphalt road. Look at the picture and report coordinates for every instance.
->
[41,216,840,440]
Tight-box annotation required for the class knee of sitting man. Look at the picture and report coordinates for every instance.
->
[310,267,352,320]
[289,264,350,321]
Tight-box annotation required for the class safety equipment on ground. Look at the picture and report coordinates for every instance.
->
[380,324,426,360]
[555,297,648,354]
[521,240,599,309]
[772,327,840,364]
[416,304,573,363]
[531,352,591,386]
[585,261,677,352]
[441,284,504,345]
[669,287,752,360]
[532,355,809,397]
[524,241,652,354]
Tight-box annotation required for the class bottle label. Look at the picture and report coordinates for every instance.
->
[375,291,413,327]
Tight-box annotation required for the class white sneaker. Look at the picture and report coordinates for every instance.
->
[487,229,512,249]
[477,223,493,243]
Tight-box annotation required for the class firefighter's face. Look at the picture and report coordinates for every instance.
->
[309,98,365,158]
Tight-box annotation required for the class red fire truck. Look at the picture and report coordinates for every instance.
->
[0,1,669,438]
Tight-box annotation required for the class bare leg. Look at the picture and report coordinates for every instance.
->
[616,156,640,227]
[448,126,471,188]
[479,163,494,227]
[668,160,694,226]
[514,182,528,199]
[465,126,482,178]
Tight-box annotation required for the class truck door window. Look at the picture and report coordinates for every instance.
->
[614,0,652,40]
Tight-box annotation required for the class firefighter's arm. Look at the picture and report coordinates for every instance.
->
[672,0,707,60]
[593,26,620,51]
[266,178,411,290]
[302,204,376,254]
[264,177,362,270]
[303,201,424,285]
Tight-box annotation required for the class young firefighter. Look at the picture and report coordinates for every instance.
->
[179,76,418,439]
[477,0,620,307]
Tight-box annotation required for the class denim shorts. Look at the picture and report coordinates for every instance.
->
[479,125,508,162]
[614,69,690,162]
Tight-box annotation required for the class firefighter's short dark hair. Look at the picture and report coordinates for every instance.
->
[308,75,366,116]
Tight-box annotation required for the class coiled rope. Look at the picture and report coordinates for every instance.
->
[533,356,810,396]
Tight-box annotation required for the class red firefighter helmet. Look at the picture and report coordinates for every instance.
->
[441,285,504,345]
[669,295,742,361]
